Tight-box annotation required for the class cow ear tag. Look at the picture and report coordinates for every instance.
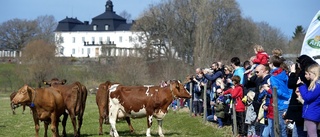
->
[30,103,35,108]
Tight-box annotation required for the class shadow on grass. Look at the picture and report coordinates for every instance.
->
[62,133,97,137]
[102,130,182,137]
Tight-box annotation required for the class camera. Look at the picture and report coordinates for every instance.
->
[203,68,213,74]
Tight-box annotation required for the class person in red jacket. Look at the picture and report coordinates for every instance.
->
[252,44,269,65]
[224,75,246,137]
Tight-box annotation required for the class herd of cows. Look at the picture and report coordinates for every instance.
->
[10,78,192,137]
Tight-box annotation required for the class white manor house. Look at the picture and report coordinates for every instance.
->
[55,0,143,58]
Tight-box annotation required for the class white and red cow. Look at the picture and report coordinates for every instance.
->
[108,80,191,137]
[96,81,134,135]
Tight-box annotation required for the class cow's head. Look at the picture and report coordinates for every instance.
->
[43,78,67,86]
[12,85,33,105]
[169,80,191,99]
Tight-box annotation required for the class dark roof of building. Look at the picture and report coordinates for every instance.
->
[55,0,131,32]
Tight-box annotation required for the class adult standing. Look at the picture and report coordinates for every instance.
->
[297,63,320,137]
[285,55,317,137]
[248,64,271,136]
[269,56,293,137]
[203,62,223,116]
[230,57,245,85]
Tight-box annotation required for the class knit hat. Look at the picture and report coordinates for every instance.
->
[247,91,255,101]
[297,55,318,70]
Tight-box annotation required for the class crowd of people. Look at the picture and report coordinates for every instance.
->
[179,45,320,137]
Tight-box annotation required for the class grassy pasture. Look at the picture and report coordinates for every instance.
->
[0,93,232,137]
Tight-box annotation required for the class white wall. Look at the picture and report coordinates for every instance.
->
[55,31,142,58]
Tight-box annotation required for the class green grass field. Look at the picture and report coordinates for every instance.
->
[0,94,233,137]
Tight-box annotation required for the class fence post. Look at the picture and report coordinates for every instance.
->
[203,84,207,123]
[189,83,193,117]
[273,87,280,137]
[232,100,238,137]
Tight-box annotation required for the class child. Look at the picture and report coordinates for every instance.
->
[297,64,320,136]
[245,45,269,75]
[244,91,257,137]
[271,48,282,57]
[252,44,269,65]
[257,83,272,120]
[223,76,246,136]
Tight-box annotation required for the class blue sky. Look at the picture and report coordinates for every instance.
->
[0,0,319,38]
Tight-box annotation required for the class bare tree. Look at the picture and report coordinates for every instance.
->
[17,39,58,87]
[35,15,57,43]
[0,19,38,55]
[111,57,150,85]
[119,10,132,23]
[256,22,288,54]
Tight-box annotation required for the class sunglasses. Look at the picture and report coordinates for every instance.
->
[217,92,222,94]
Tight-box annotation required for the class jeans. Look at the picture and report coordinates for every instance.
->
[262,118,274,137]
[207,115,215,122]
[278,109,287,137]
[292,124,307,137]
[258,123,266,136]
[217,117,223,127]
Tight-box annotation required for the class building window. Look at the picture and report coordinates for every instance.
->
[82,48,84,54]
[129,36,132,42]
[139,36,142,42]
[107,36,110,43]
[99,37,102,44]
[82,37,85,42]
[93,25,97,31]
[87,48,91,55]
[60,37,64,43]
[72,37,75,43]
[92,37,95,45]
[105,25,109,30]
[72,48,75,54]
[119,36,122,43]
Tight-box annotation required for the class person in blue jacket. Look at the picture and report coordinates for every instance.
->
[297,63,320,137]
[269,56,292,137]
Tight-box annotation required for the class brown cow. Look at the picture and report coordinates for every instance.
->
[108,80,191,137]
[10,91,27,115]
[12,85,65,137]
[43,78,87,137]
[96,81,134,135]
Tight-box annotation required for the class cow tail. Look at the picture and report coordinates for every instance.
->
[80,84,88,115]
[74,82,83,115]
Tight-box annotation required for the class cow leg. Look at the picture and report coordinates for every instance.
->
[109,106,119,137]
[50,114,58,137]
[32,111,40,137]
[62,113,68,137]
[44,121,49,137]
[68,111,78,137]
[11,103,16,115]
[157,119,164,137]
[125,117,134,133]
[146,115,153,137]
[77,112,84,137]
[98,115,103,135]
[22,105,26,114]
